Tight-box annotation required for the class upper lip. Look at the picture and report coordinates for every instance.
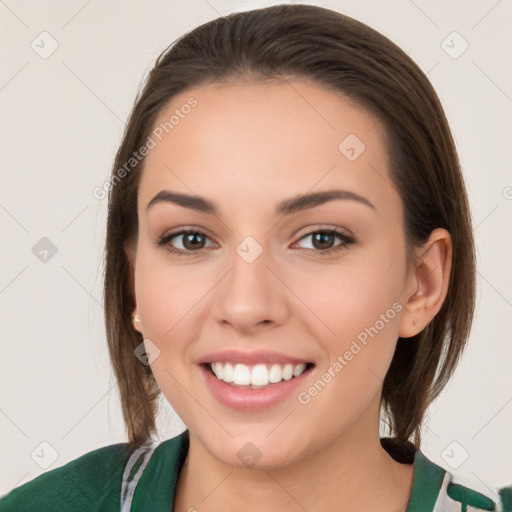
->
[198,349,313,366]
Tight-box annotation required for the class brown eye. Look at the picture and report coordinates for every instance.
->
[157,229,215,255]
[180,232,207,250]
[311,232,336,250]
[157,227,354,257]
[295,229,355,256]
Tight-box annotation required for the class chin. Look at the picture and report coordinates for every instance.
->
[198,428,306,470]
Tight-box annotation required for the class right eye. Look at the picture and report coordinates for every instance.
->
[157,229,217,256]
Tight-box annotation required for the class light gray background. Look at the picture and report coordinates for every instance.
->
[1,0,511,500]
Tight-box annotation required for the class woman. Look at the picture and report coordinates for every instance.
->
[1,3,510,511]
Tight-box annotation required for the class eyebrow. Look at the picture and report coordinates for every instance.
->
[146,189,376,216]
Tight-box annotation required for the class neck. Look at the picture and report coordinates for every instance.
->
[173,399,414,512]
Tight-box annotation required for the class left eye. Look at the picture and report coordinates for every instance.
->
[294,229,354,254]
[157,228,354,256]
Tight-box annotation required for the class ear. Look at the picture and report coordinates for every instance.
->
[398,228,452,338]
[124,242,143,334]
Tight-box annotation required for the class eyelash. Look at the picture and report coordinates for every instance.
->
[156,227,355,257]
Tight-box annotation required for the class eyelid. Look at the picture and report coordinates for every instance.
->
[156,227,217,250]
[157,225,355,256]
[293,224,354,240]
[291,227,355,255]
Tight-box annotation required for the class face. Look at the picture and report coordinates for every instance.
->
[131,78,417,469]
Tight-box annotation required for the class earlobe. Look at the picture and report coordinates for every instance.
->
[132,310,143,333]
[124,243,142,334]
[398,228,452,338]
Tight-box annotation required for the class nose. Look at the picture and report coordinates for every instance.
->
[211,241,289,334]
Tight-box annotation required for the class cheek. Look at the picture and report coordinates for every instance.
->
[134,253,203,418]
[295,258,405,426]
[296,247,405,340]
[134,229,406,347]
[134,244,204,337]
[133,246,218,399]
[298,244,406,409]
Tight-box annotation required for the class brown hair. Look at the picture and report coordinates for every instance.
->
[104,3,475,450]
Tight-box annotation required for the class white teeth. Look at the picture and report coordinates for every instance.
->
[222,363,234,382]
[282,364,293,381]
[209,361,309,386]
[293,363,306,377]
[251,364,269,386]
[212,362,223,380]
[268,364,282,383]
[233,364,251,385]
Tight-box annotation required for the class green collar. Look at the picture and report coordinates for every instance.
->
[406,448,447,511]
[131,430,447,511]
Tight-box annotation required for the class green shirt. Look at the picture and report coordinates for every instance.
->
[1,430,510,511]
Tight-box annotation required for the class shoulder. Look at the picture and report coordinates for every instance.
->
[438,473,512,512]
[0,442,133,512]
[413,449,512,512]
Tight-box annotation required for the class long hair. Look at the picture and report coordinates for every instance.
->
[104,3,475,449]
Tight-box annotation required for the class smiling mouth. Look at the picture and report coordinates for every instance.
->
[202,361,315,389]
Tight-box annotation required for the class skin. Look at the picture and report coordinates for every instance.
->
[130,78,452,511]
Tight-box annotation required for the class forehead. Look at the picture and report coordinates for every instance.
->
[138,78,398,219]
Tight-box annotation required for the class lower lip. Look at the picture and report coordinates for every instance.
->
[199,364,314,411]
